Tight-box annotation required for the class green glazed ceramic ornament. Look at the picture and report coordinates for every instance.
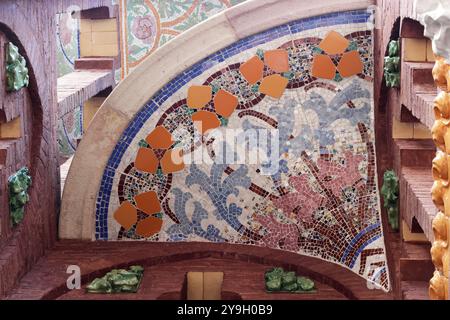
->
[381,170,399,231]
[384,40,400,88]
[6,42,29,92]
[86,265,144,293]
[8,167,32,226]
[265,267,315,293]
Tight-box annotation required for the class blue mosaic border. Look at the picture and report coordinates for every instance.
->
[95,9,372,240]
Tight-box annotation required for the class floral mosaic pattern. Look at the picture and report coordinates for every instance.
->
[119,0,246,77]
[96,10,389,291]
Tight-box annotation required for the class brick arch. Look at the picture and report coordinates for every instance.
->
[0,13,58,297]
[38,243,389,300]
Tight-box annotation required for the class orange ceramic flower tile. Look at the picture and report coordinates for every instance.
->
[239,56,265,85]
[264,49,290,73]
[312,54,336,80]
[135,216,163,238]
[134,190,161,215]
[113,201,138,231]
[134,147,159,173]
[145,126,173,149]
[191,110,221,134]
[337,51,364,78]
[214,89,238,118]
[259,74,289,99]
[318,31,349,55]
[160,148,185,174]
[187,85,212,109]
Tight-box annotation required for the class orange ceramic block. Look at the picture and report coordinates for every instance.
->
[135,216,163,238]
[337,51,364,78]
[134,190,161,215]
[214,89,238,118]
[318,31,349,55]
[239,56,264,85]
[312,54,336,80]
[264,49,290,73]
[161,148,185,174]
[259,74,289,99]
[134,147,159,173]
[113,201,138,230]
[187,85,212,109]
[191,110,221,134]
[145,126,173,149]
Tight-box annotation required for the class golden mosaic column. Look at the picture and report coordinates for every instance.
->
[430,56,450,300]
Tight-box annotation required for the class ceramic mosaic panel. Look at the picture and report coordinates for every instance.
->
[57,106,83,157]
[96,10,390,292]
[56,13,83,157]
[56,12,80,77]
[118,0,246,77]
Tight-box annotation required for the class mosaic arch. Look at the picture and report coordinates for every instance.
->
[64,3,389,292]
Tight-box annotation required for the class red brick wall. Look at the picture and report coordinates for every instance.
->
[0,2,60,297]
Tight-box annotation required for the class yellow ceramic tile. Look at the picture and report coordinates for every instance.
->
[187,272,204,300]
[403,38,427,62]
[79,33,92,57]
[203,272,224,300]
[319,31,349,55]
[92,31,118,46]
[91,18,117,32]
[259,74,289,99]
[83,97,104,131]
[413,123,432,139]
[79,19,92,33]
[392,117,414,139]
[0,116,21,139]
[187,85,212,109]
[427,40,436,62]
[91,44,119,57]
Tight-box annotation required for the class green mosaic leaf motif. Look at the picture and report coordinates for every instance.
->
[264,267,315,293]
[256,48,265,60]
[86,265,144,294]
[6,42,29,92]
[282,71,295,80]
[381,170,399,231]
[8,167,32,226]
[333,72,343,82]
[251,84,260,93]
[220,117,228,127]
[347,41,358,51]
[138,139,150,148]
